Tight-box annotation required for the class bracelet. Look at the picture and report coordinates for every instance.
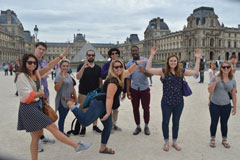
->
[135,61,138,65]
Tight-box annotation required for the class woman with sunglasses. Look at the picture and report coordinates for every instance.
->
[146,46,201,151]
[208,61,237,148]
[16,47,91,160]
[64,59,145,154]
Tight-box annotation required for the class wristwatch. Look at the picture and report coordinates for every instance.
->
[135,61,138,65]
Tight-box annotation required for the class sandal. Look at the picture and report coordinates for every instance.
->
[209,139,216,148]
[222,140,230,148]
[172,144,182,151]
[163,144,169,152]
[99,147,115,154]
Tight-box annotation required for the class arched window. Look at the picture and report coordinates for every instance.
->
[210,52,214,60]
[225,52,229,60]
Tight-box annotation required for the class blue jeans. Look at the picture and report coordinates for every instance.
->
[58,100,69,133]
[161,101,184,141]
[209,102,231,139]
[71,99,112,145]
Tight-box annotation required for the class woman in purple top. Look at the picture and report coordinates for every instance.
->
[146,46,201,151]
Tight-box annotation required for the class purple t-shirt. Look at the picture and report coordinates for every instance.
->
[38,59,49,98]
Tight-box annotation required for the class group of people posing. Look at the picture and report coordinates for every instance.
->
[15,42,237,160]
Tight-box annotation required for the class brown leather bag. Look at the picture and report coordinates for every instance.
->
[42,97,58,122]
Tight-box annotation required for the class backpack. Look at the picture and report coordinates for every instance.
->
[66,118,81,135]
[82,88,106,109]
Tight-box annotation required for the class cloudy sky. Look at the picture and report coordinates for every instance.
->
[1,0,240,44]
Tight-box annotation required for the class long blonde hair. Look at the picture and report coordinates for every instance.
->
[218,61,233,80]
[106,60,125,87]
[165,54,183,77]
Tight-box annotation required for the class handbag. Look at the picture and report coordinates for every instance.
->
[182,77,192,97]
[42,97,58,122]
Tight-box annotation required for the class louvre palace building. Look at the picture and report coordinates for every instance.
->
[1,7,240,63]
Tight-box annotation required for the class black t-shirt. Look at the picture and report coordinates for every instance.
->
[96,77,122,109]
[77,64,101,95]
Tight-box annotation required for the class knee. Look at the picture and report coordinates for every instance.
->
[46,123,58,132]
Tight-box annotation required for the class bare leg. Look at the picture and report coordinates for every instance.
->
[30,130,42,160]
[45,123,78,148]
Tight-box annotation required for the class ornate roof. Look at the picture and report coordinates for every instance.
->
[0,9,22,25]
[147,17,169,30]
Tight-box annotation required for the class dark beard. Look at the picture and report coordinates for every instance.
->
[88,59,94,63]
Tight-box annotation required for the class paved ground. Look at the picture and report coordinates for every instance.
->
[0,71,240,160]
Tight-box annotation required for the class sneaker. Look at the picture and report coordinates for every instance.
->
[40,137,55,144]
[75,141,92,152]
[133,127,141,135]
[93,126,102,134]
[38,143,44,152]
[80,127,86,137]
[113,125,122,131]
[144,127,150,135]
[111,128,115,134]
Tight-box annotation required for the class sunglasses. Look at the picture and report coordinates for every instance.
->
[113,65,123,69]
[27,61,37,65]
[87,54,95,57]
[221,66,231,69]
[111,52,119,56]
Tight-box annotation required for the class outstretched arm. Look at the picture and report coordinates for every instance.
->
[124,60,146,78]
[146,46,164,77]
[184,48,201,76]
[39,46,69,76]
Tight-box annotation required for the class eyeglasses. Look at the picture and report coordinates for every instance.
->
[221,66,231,69]
[27,61,37,65]
[87,54,95,57]
[113,65,123,69]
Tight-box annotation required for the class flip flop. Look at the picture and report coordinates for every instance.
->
[209,139,216,148]
[99,147,115,154]
[222,140,230,148]
[172,144,182,151]
[163,144,169,152]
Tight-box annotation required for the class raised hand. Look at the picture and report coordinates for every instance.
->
[83,60,90,69]
[61,71,67,79]
[60,45,70,58]
[151,46,157,56]
[194,48,201,58]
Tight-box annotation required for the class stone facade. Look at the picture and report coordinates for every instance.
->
[127,7,240,62]
[0,9,35,63]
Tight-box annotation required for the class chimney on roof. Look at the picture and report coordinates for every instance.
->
[7,9,11,24]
